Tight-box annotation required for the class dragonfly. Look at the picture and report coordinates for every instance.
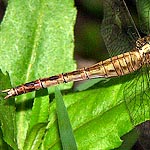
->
[2,0,150,148]
[2,35,150,99]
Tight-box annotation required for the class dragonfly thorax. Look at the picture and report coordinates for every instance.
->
[136,36,150,56]
[140,43,150,55]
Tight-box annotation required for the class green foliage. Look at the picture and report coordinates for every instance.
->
[0,0,150,150]
[0,70,17,150]
[23,122,48,150]
[0,0,76,149]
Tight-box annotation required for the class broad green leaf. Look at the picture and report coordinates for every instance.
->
[0,0,76,149]
[0,70,17,150]
[40,76,133,150]
[40,70,150,149]
[55,87,77,150]
[0,0,76,97]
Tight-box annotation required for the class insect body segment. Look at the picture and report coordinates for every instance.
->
[2,47,148,99]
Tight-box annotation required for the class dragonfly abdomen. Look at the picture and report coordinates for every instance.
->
[2,51,143,99]
[85,51,143,78]
[2,69,89,99]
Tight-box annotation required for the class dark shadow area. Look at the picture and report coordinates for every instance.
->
[0,0,7,23]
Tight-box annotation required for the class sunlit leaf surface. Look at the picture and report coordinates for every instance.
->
[0,0,76,149]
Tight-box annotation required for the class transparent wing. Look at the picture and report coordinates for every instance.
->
[124,66,150,126]
[136,0,150,35]
[124,64,150,148]
[101,0,140,57]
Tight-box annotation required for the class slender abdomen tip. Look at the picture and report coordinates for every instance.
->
[1,89,13,99]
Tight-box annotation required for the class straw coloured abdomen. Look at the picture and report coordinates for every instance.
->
[2,50,145,99]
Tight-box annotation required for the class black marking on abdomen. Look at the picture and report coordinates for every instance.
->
[24,81,35,87]
[123,53,130,73]
[62,73,67,83]
[116,55,124,75]
[49,75,59,80]
[110,57,119,76]
[83,67,89,79]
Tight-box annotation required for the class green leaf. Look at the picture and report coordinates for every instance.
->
[55,87,77,150]
[0,70,18,150]
[40,77,133,149]
[40,68,150,150]
[0,0,76,149]
[0,0,76,97]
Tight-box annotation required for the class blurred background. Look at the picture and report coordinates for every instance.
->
[74,0,138,69]
[75,0,106,69]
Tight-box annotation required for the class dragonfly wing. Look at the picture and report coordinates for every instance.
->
[101,0,140,57]
[124,65,150,148]
[136,0,150,35]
